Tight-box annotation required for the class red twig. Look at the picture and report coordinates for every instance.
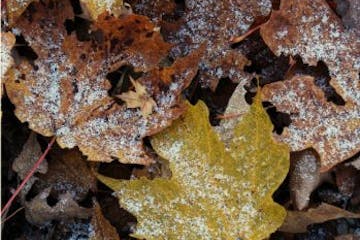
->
[0,137,56,217]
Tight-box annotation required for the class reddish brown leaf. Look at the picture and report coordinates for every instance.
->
[4,0,201,165]
[90,201,120,240]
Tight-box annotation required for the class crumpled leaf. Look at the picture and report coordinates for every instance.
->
[4,0,201,164]
[97,93,289,240]
[117,78,157,116]
[5,0,37,26]
[260,0,359,104]
[80,0,126,20]
[90,201,120,240]
[0,32,16,80]
[25,187,92,225]
[280,203,360,233]
[289,149,321,210]
[37,146,96,201]
[261,75,360,171]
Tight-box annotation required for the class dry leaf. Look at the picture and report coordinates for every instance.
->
[0,32,16,80]
[4,0,201,164]
[289,149,321,210]
[347,156,360,170]
[160,0,271,90]
[25,187,92,225]
[117,78,157,117]
[335,0,360,36]
[37,147,96,201]
[12,132,48,179]
[260,0,359,104]
[335,164,359,197]
[80,0,127,20]
[97,93,289,240]
[12,132,48,199]
[262,75,360,171]
[280,203,360,233]
[90,201,120,240]
[5,0,37,26]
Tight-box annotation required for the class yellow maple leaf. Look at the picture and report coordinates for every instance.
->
[117,78,157,117]
[97,92,289,240]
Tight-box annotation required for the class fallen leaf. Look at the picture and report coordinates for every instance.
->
[37,146,96,201]
[335,0,360,36]
[4,0,201,164]
[260,0,359,105]
[117,78,157,117]
[160,0,271,90]
[90,201,120,240]
[0,32,16,80]
[97,93,289,240]
[280,203,360,233]
[335,234,359,240]
[346,156,360,170]
[5,0,37,26]
[12,132,48,179]
[335,164,359,197]
[262,75,360,171]
[25,187,92,225]
[80,0,126,20]
[12,132,48,198]
[289,149,321,210]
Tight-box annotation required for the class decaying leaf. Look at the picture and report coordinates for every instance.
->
[80,0,127,20]
[289,149,321,210]
[280,203,360,233]
[90,201,120,240]
[117,78,157,117]
[262,75,360,171]
[335,0,360,36]
[5,0,37,26]
[347,155,360,170]
[25,187,92,225]
[171,0,267,90]
[0,32,16,80]
[37,147,96,201]
[159,0,271,90]
[12,132,48,198]
[12,132,48,179]
[97,93,289,240]
[335,164,359,197]
[4,0,201,164]
[260,0,359,104]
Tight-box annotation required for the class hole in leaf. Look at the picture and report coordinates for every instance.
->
[106,65,143,99]
[262,101,292,134]
[13,35,39,65]
[46,193,58,207]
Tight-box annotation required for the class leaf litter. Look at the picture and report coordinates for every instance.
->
[2,0,360,239]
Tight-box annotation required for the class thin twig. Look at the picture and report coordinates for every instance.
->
[1,207,24,224]
[0,137,56,217]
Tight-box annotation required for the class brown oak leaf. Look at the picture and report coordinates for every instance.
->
[5,0,201,165]
[262,75,360,171]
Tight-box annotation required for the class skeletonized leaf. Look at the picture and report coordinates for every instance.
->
[97,93,289,240]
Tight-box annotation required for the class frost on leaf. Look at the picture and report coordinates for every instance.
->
[4,0,201,164]
[80,0,126,20]
[137,0,271,90]
[97,93,289,240]
[260,0,360,104]
[262,75,360,171]
[5,0,36,26]
[0,32,16,80]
